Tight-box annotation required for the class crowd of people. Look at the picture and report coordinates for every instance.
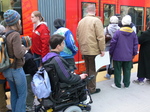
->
[0,3,150,112]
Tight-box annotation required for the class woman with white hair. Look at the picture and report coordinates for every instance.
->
[109,15,138,89]
[104,16,120,79]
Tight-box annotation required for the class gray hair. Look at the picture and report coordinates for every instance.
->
[86,4,96,12]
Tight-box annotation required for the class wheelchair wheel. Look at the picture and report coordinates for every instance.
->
[64,106,82,112]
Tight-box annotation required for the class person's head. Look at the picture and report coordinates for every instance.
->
[21,36,32,48]
[50,34,65,52]
[54,18,65,29]
[110,16,119,24]
[115,14,121,20]
[3,9,21,31]
[31,11,44,24]
[121,15,131,26]
[86,4,96,15]
[0,25,5,33]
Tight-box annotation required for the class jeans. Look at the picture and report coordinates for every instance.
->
[3,67,27,112]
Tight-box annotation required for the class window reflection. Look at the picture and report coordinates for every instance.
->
[121,6,144,34]
[104,4,115,27]
[146,8,150,25]
[82,2,96,18]
[0,0,22,33]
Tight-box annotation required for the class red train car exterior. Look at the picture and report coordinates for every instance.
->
[2,0,150,74]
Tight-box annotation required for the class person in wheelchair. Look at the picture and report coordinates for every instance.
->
[41,34,92,111]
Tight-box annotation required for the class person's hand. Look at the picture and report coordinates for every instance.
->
[80,73,88,79]
[100,51,105,57]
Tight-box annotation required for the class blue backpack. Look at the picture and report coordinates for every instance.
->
[31,67,51,99]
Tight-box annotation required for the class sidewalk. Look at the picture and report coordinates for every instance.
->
[91,72,150,112]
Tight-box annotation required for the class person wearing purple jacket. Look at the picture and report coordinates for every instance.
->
[109,15,138,89]
[42,34,88,84]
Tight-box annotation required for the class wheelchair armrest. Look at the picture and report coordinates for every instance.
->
[83,75,95,83]
[59,83,71,88]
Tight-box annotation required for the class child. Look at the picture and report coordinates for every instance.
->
[22,36,38,112]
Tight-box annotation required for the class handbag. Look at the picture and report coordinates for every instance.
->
[105,27,112,43]
[108,67,114,75]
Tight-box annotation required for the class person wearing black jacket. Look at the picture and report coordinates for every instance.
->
[42,34,88,84]
[22,36,38,112]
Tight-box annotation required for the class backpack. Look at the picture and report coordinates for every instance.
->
[31,67,51,99]
[0,30,15,72]
[105,27,112,43]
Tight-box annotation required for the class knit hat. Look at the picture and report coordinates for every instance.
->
[122,15,131,26]
[3,9,20,26]
[110,16,119,24]
[22,36,32,48]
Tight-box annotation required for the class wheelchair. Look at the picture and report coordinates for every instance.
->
[34,63,93,112]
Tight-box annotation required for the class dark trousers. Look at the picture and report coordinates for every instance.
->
[84,55,97,93]
[0,83,8,112]
[113,60,132,88]
[26,74,34,109]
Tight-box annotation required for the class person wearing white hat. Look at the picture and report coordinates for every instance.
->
[104,16,120,79]
[109,15,138,89]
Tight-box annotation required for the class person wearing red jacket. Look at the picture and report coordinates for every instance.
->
[31,11,50,67]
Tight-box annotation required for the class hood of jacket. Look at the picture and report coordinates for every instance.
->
[34,22,48,29]
[42,52,59,63]
[119,26,134,36]
[108,24,120,34]
[54,18,65,29]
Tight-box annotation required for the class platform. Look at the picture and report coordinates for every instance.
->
[91,64,150,112]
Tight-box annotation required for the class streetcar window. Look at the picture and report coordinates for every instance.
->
[146,8,150,26]
[82,2,96,18]
[0,0,22,33]
[121,6,144,34]
[104,4,115,27]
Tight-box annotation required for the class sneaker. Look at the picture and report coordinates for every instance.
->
[26,106,33,112]
[133,80,144,85]
[104,74,111,79]
[91,88,101,94]
[111,84,121,89]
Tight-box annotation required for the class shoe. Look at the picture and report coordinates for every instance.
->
[26,106,33,112]
[104,74,111,79]
[91,88,101,94]
[124,86,129,89]
[111,84,121,89]
[133,80,144,85]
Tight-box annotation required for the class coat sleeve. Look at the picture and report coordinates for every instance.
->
[65,30,78,56]
[138,31,148,44]
[40,26,50,57]
[54,57,81,84]
[95,19,105,52]
[109,31,118,56]
[12,32,26,59]
[133,35,138,56]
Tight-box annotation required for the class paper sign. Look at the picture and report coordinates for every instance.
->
[95,51,110,72]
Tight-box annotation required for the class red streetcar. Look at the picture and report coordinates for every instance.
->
[1,0,150,74]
